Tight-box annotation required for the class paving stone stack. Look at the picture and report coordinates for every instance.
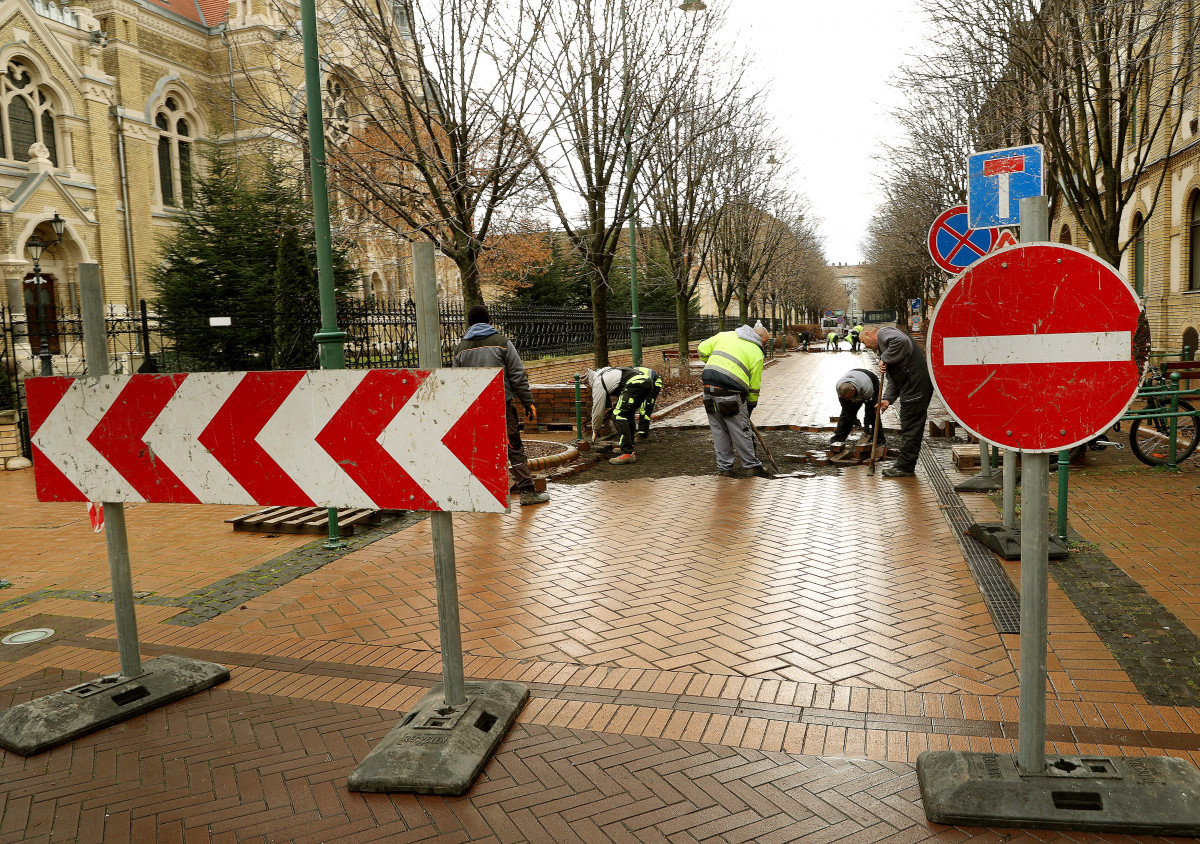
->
[529,384,591,431]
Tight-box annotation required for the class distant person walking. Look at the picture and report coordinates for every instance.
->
[859,325,933,478]
[699,323,769,477]
[453,304,549,505]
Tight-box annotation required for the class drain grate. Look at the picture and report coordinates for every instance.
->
[920,447,1021,634]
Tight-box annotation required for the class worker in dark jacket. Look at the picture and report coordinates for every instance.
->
[830,367,885,450]
[453,304,549,505]
[860,325,932,478]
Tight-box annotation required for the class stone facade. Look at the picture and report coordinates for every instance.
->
[0,0,464,372]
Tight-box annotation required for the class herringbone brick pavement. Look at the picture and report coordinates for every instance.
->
[0,668,1178,843]
[219,473,1011,696]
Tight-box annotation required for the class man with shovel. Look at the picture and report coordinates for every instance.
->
[859,324,933,478]
[698,322,770,478]
[829,368,885,453]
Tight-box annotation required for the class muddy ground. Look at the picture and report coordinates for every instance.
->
[554,426,869,483]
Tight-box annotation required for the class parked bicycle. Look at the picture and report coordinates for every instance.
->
[1125,368,1200,466]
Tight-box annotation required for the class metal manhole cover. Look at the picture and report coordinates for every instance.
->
[2,628,55,645]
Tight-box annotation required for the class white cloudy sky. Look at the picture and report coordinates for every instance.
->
[725,1,934,264]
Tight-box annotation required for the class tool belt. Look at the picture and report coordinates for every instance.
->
[703,385,744,418]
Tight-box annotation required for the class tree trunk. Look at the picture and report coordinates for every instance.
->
[590,265,609,368]
[737,283,749,324]
[675,292,690,362]
[459,254,484,310]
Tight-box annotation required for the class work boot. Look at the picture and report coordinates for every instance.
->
[518,491,551,505]
[881,465,915,478]
[636,430,649,441]
[609,453,637,465]
[717,468,736,477]
[746,465,772,478]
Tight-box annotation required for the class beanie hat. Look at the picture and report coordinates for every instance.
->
[466,304,490,326]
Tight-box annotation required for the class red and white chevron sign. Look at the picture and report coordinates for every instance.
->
[26,369,510,513]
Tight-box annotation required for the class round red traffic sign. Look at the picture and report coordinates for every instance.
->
[927,243,1141,452]
[927,205,999,274]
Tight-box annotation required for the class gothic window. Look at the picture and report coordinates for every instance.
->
[0,61,58,164]
[155,96,196,208]
[1132,213,1146,297]
[1190,193,1200,291]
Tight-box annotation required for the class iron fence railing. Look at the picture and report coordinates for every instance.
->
[1,300,721,458]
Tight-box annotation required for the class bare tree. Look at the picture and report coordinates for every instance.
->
[530,0,723,367]
[922,0,1200,265]
[640,73,753,359]
[237,0,557,308]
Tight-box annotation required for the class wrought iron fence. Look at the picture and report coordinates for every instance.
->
[1,299,722,458]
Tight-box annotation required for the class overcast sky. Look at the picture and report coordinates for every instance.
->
[725,1,933,265]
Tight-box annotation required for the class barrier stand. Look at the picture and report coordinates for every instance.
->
[348,243,528,795]
[0,264,229,757]
[955,441,1002,491]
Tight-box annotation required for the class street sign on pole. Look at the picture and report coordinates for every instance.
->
[927,205,998,274]
[27,370,510,513]
[918,241,1200,835]
[926,243,1140,452]
[968,144,1044,228]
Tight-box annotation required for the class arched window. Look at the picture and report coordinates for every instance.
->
[154,96,196,208]
[1191,193,1200,291]
[0,61,58,164]
[1059,225,1072,245]
[325,76,351,145]
[1132,213,1146,296]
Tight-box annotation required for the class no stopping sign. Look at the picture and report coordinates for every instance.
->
[927,243,1141,452]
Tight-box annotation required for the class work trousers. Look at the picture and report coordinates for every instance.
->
[613,380,653,454]
[705,390,762,471]
[506,401,535,492]
[891,382,934,473]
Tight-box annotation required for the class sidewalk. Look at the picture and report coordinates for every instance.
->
[1,351,1199,842]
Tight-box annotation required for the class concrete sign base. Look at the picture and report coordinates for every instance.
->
[918,750,1200,835]
[955,472,1002,492]
[0,654,230,756]
[348,680,528,795]
[968,524,1069,561]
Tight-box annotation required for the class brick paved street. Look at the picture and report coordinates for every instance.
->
[3,351,1200,841]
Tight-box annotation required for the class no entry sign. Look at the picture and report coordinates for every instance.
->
[927,206,998,274]
[26,369,510,512]
[927,243,1141,452]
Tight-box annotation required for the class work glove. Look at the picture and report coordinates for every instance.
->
[524,404,536,421]
[748,401,757,416]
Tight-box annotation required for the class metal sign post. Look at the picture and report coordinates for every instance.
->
[348,242,529,795]
[0,264,229,758]
[918,241,1200,835]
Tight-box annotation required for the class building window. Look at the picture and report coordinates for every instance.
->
[1059,225,1072,246]
[1132,214,1146,297]
[154,96,196,208]
[1,61,58,164]
[1191,194,1200,291]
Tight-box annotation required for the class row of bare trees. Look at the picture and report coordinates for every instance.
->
[865,0,1200,312]
[233,0,835,366]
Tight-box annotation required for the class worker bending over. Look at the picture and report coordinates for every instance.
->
[826,331,841,352]
[830,368,885,450]
[588,366,661,466]
[859,324,933,478]
[699,323,769,478]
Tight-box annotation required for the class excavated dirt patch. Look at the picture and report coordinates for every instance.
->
[554,426,856,483]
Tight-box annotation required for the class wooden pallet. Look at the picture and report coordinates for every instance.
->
[225,506,388,535]
[952,445,980,469]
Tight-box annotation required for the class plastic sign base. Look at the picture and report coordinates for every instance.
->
[0,655,230,756]
[348,680,528,795]
[968,523,1069,561]
[917,751,1200,835]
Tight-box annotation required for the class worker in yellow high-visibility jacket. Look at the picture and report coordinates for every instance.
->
[698,323,768,478]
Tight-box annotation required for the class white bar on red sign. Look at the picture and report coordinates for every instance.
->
[942,331,1130,367]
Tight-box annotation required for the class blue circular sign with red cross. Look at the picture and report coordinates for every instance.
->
[927,205,999,274]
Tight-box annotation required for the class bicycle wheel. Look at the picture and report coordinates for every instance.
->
[1129,399,1199,465]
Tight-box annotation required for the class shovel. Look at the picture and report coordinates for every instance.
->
[868,374,886,476]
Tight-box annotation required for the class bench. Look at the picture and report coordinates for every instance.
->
[1163,361,1200,393]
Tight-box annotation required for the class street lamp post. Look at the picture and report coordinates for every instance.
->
[24,213,66,377]
[623,0,706,367]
